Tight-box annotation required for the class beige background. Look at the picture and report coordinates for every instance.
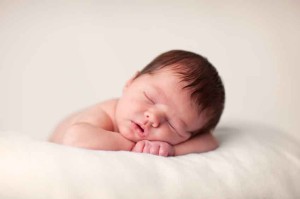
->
[0,0,299,139]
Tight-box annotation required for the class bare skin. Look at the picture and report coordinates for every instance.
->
[49,69,218,156]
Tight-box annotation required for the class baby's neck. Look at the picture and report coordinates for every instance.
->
[111,99,120,132]
[100,98,120,132]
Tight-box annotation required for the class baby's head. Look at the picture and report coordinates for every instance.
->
[116,50,225,144]
[138,50,225,133]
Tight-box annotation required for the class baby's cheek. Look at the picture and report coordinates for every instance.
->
[119,126,132,139]
[129,98,145,109]
[154,127,174,141]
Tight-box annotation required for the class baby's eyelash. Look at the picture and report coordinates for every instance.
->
[168,120,175,129]
[143,92,154,104]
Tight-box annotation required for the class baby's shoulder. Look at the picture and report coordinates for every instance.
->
[96,98,119,131]
[99,98,119,114]
[70,98,118,130]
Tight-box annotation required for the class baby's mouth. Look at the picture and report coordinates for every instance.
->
[131,121,146,138]
[136,123,144,132]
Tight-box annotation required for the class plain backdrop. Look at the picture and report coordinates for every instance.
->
[0,0,299,140]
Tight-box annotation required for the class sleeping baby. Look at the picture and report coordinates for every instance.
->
[49,50,225,156]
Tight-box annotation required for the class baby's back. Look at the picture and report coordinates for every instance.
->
[49,99,118,142]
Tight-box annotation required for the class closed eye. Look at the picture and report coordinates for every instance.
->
[143,91,154,104]
[167,120,175,130]
[167,120,186,138]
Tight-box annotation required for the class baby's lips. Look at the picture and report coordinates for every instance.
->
[137,124,148,138]
[131,121,147,138]
[140,123,152,137]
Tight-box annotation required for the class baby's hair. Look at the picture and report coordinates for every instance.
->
[138,50,225,134]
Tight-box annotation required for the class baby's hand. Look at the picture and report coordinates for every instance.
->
[132,140,174,157]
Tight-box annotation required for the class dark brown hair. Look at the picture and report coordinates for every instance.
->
[138,50,225,134]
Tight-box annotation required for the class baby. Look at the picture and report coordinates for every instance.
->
[49,50,225,156]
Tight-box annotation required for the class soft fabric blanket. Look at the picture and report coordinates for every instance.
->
[0,122,299,199]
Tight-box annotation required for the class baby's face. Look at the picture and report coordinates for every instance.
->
[115,69,208,145]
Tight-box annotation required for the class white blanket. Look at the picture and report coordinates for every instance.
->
[0,122,299,199]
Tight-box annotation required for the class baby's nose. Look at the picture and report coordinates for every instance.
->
[144,110,164,128]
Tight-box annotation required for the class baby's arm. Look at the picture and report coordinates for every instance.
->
[56,123,134,151]
[173,132,218,156]
[132,132,218,157]
[49,102,135,151]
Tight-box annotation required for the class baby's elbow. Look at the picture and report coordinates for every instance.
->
[60,124,84,146]
[208,137,219,151]
[211,142,219,151]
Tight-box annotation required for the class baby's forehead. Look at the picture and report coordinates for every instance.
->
[147,69,196,106]
[157,66,195,87]
[150,67,189,85]
[152,65,186,76]
[156,67,207,110]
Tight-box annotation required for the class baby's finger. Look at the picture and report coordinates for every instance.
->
[132,141,145,153]
[158,146,169,157]
[150,145,159,155]
[142,141,151,153]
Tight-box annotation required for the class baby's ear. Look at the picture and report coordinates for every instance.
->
[124,71,140,90]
